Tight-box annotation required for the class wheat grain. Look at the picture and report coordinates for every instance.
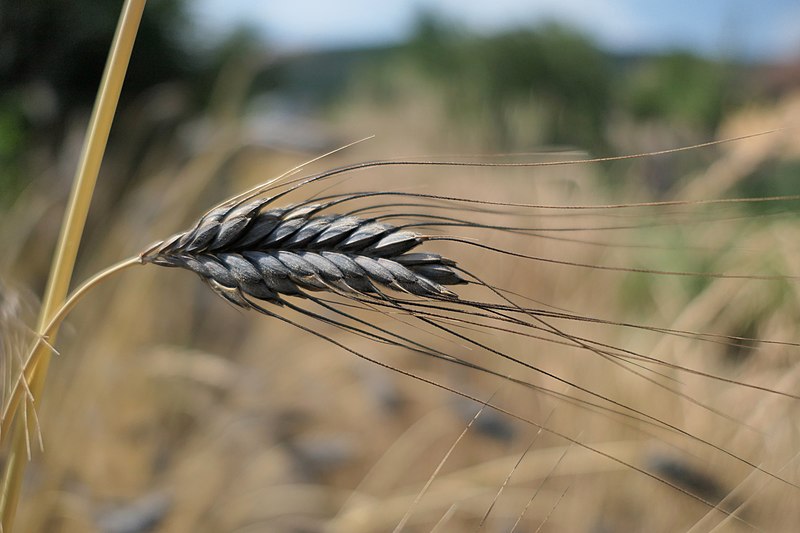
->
[140,199,467,308]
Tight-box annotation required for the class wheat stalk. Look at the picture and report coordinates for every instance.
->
[0,1,146,530]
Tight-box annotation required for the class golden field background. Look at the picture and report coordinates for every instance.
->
[3,4,800,532]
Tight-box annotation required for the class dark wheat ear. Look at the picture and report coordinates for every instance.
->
[140,197,467,310]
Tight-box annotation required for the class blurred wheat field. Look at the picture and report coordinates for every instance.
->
[3,7,800,532]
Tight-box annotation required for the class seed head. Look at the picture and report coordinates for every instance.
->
[141,198,467,309]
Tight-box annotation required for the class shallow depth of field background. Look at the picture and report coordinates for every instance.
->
[3,2,800,532]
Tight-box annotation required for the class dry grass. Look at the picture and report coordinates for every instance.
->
[3,17,800,532]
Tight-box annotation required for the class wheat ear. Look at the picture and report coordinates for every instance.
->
[140,199,467,308]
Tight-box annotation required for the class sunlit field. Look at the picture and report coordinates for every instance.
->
[2,5,800,532]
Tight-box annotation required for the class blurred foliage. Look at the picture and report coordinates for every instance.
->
[401,16,613,150]
[348,15,761,159]
[0,0,279,207]
[0,5,783,205]
[624,51,735,130]
[0,0,193,101]
[733,159,800,213]
[0,0,195,204]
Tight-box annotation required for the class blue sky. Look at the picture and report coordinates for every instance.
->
[192,0,800,59]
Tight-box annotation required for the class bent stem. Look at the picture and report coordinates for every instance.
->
[0,1,146,530]
[0,257,143,442]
